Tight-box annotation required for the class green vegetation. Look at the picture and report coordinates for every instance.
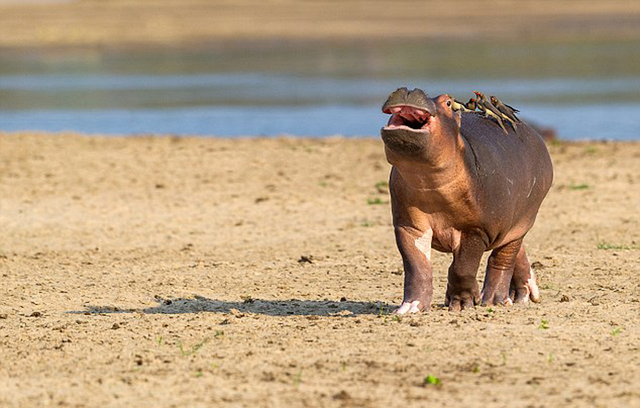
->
[597,241,633,250]
[293,369,303,387]
[178,338,209,357]
[375,181,389,193]
[539,319,550,330]
[611,327,623,336]
[367,197,387,205]
[423,375,441,386]
[568,183,590,190]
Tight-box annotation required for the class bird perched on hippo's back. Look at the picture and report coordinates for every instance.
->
[491,96,520,127]
[474,91,518,133]
[473,91,508,134]
[448,96,471,113]
[464,98,477,111]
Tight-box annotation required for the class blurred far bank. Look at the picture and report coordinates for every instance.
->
[0,0,639,139]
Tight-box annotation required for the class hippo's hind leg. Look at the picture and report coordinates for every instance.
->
[510,244,541,304]
[445,234,484,311]
[481,239,522,306]
[393,226,434,314]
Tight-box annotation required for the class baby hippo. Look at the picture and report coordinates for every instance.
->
[380,88,553,313]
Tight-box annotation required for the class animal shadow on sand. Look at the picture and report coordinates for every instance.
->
[70,296,390,317]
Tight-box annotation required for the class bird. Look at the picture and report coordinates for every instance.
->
[490,96,520,125]
[475,98,508,134]
[450,97,470,112]
[474,91,511,133]
[464,98,477,111]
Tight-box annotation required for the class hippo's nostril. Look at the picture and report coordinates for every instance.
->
[382,87,411,113]
[407,88,430,108]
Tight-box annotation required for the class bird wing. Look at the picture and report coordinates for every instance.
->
[504,103,520,113]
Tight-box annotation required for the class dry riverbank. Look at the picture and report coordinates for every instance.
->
[1,133,639,407]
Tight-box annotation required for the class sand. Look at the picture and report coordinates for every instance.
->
[0,132,639,407]
[1,0,640,49]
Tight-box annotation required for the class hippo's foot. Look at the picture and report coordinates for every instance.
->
[481,267,539,305]
[393,296,431,315]
[482,240,540,306]
[481,289,513,306]
[481,268,514,306]
[509,245,541,304]
[510,268,540,304]
[445,285,480,311]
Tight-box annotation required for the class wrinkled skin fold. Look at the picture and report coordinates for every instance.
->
[380,88,553,313]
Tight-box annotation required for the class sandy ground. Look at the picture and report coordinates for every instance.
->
[1,0,640,48]
[0,133,639,407]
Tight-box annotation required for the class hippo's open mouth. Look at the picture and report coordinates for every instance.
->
[383,105,433,133]
[380,88,437,156]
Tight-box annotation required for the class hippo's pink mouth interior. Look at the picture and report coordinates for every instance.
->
[384,106,433,132]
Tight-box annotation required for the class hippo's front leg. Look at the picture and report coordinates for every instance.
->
[394,226,434,314]
[445,234,484,311]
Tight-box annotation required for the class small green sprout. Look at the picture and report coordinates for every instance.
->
[539,319,550,330]
[367,198,387,205]
[569,183,590,190]
[375,181,389,193]
[423,375,441,386]
[178,338,209,356]
[293,369,303,387]
[597,242,631,250]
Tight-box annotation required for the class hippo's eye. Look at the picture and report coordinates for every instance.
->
[446,100,452,107]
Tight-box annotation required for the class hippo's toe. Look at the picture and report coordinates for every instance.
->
[393,300,424,315]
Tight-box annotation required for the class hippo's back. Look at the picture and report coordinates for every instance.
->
[458,112,553,227]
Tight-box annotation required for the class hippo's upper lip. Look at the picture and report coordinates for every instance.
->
[384,105,433,132]
[381,88,436,116]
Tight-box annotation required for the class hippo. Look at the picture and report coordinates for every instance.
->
[380,87,553,313]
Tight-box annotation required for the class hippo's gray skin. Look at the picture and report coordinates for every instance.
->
[380,87,553,313]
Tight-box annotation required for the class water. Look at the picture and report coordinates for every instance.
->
[1,40,639,139]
